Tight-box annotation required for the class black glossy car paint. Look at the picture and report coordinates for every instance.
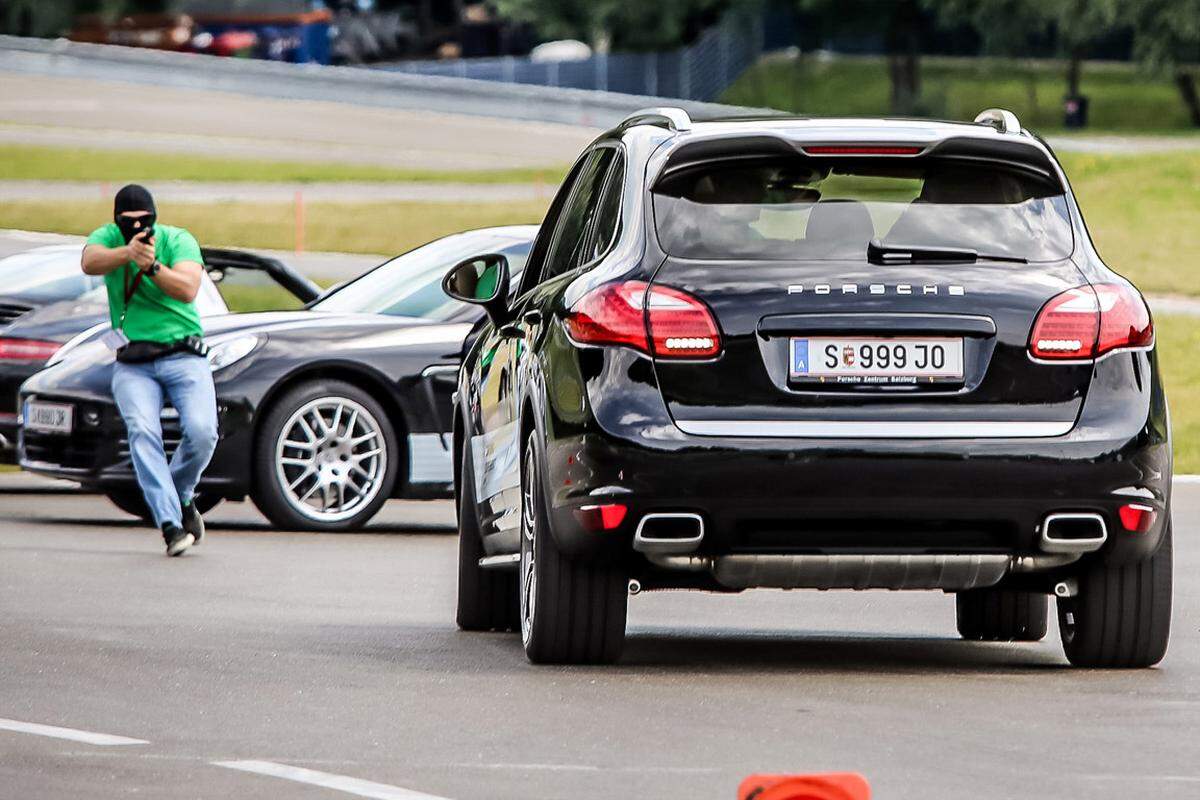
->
[0,247,319,460]
[455,117,1171,594]
[19,229,536,509]
[20,312,463,496]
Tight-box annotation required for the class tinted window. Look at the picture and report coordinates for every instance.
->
[212,266,307,313]
[586,151,624,264]
[540,148,616,283]
[314,233,531,321]
[653,158,1073,262]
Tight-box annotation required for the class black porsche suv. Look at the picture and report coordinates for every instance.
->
[444,107,1171,668]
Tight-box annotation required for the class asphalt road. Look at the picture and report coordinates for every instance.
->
[0,481,1197,800]
[0,73,596,171]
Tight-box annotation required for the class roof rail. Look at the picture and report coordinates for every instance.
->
[619,106,692,133]
[974,108,1022,135]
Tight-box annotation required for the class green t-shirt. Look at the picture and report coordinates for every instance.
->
[85,223,205,344]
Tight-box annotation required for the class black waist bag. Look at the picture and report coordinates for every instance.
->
[116,336,208,364]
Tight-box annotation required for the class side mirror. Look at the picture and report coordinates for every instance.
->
[442,253,511,325]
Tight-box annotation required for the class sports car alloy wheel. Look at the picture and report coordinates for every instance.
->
[274,396,387,523]
[519,441,538,647]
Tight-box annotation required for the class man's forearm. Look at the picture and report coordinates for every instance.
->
[81,244,131,275]
[150,260,203,303]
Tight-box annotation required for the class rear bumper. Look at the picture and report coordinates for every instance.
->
[539,349,1171,577]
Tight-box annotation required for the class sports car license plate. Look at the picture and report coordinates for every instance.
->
[790,337,964,385]
[24,401,73,434]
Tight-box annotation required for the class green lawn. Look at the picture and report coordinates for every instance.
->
[218,282,333,313]
[1157,315,1200,473]
[724,53,1200,133]
[0,143,568,185]
[2,146,1194,294]
[1060,151,1200,297]
[0,198,550,258]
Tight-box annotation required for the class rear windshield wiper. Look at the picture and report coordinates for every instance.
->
[868,239,1027,265]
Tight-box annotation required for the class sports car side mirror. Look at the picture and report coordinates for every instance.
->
[442,254,511,325]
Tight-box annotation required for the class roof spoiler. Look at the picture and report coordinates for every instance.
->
[619,106,692,133]
[974,108,1022,135]
[199,247,322,304]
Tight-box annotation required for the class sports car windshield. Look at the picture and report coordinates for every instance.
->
[653,157,1074,262]
[0,255,96,302]
[312,232,531,320]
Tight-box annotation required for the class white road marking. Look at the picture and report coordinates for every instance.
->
[0,717,148,746]
[443,762,720,774]
[1174,474,1200,484]
[213,760,451,800]
[1088,774,1200,783]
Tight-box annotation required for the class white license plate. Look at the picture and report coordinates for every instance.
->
[24,401,73,434]
[790,337,964,384]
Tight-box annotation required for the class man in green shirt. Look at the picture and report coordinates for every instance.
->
[82,185,217,556]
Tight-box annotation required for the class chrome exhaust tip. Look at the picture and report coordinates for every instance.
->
[1041,512,1107,554]
[633,512,704,555]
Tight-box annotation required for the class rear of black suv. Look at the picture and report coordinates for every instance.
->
[452,108,1171,668]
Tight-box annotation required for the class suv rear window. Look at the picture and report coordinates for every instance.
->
[652,157,1073,262]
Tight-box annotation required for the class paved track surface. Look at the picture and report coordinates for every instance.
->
[0,73,596,171]
[0,481,1197,799]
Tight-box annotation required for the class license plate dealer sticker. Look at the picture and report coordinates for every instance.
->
[790,337,964,385]
[24,401,73,434]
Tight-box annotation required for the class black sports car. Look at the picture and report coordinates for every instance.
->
[19,225,535,531]
[0,244,319,461]
[447,108,1171,668]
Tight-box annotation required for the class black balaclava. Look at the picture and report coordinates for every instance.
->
[113,184,157,244]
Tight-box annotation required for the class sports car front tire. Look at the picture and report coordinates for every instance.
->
[105,489,222,523]
[252,379,398,532]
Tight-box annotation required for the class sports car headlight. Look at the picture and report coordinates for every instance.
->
[206,335,260,372]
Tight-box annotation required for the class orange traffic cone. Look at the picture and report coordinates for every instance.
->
[739,773,870,800]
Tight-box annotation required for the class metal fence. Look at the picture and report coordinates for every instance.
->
[374,12,765,102]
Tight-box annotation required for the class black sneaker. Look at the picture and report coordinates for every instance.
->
[162,523,195,557]
[181,500,205,546]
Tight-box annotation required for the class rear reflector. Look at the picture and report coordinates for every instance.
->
[564,281,721,358]
[803,145,924,155]
[1118,503,1157,534]
[0,338,61,361]
[573,503,628,531]
[1029,283,1152,360]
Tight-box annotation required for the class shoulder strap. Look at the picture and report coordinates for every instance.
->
[123,266,147,306]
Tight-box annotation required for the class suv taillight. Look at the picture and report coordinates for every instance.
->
[564,281,721,358]
[1029,283,1152,360]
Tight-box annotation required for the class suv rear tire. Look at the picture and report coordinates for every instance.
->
[956,588,1048,641]
[1057,522,1172,668]
[519,435,626,664]
[455,436,519,632]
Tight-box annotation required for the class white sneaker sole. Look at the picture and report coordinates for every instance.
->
[189,516,205,546]
[166,533,195,557]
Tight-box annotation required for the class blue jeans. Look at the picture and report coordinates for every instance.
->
[112,354,218,529]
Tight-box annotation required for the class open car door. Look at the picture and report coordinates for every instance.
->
[200,248,323,311]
